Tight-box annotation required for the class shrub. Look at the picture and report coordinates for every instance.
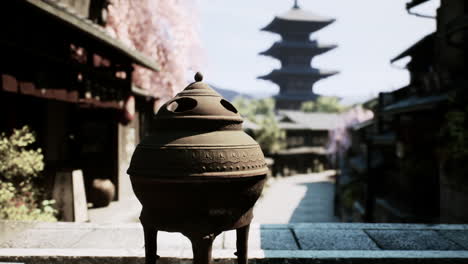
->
[301,96,348,113]
[0,126,57,221]
[233,97,286,154]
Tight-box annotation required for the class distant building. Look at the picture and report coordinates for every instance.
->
[272,110,339,175]
[258,1,338,110]
[278,110,338,148]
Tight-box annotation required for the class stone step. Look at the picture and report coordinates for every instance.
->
[1,222,468,264]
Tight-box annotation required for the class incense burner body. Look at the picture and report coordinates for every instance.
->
[127,73,267,264]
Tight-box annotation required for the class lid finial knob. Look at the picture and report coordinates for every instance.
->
[194,72,203,82]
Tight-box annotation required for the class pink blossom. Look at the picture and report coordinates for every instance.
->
[106,0,204,109]
[327,106,374,160]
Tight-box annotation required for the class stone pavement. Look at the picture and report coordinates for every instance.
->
[88,195,141,223]
[253,171,338,223]
[1,222,468,264]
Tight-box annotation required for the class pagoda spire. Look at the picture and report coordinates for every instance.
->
[293,0,299,9]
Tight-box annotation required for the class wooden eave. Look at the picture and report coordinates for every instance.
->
[406,0,431,10]
[382,94,448,115]
[25,0,159,72]
[390,33,435,64]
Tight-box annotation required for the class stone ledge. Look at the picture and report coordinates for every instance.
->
[1,249,468,264]
[5,221,468,230]
[262,223,468,230]
[1,222,468,263]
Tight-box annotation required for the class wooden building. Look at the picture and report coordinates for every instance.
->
[272,110,338,175]
[0,0,160,208]
[278,111,338,148]
[336,0,468,223]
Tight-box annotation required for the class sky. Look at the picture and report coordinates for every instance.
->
[196,0,439,104]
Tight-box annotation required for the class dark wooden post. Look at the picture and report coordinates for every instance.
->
[364,142,375,222]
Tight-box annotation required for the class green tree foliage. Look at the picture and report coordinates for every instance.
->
[301,96,347,113]
[233,97,286,154]
[0,126,57,221]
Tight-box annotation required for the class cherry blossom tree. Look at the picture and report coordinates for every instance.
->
[327,106,374,163]
[106,0,203,109]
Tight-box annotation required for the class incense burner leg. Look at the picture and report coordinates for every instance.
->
[186,232,217,264]
[235,224,250,264]
[143,225,159,264]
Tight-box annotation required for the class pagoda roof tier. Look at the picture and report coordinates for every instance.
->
[274,93,319,101]
[261,8,335,35]
[259,41,337,58]
[258,68,338,82]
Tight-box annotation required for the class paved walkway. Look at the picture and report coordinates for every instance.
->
[88,196,141,223]
[253,170,338,223]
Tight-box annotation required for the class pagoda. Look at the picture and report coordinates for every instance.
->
[258,1,338,110]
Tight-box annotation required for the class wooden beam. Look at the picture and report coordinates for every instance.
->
[1,74,18,93]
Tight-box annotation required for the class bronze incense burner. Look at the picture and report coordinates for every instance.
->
[127,72,268,264]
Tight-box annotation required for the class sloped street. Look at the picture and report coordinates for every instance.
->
[253,171,338,223]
